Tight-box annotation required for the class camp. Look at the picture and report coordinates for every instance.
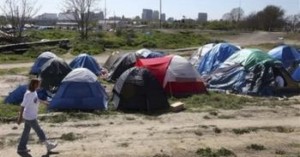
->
[69,53,102,76]
[49,68,108,111]
[112,67,169,112]
[30,51,57,75]
[196,43,240,76]
[136,55,207,97]
[40,58,72,92]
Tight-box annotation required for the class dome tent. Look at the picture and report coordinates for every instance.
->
[136,55,207,97]
[30,51,57,75]
[40,58,72,92]
[197,43,240,76]
[268,45,300,69]
[112,67,169,112]
[69,53,102,76]
[49,68,108,111]
[4,84,49,105]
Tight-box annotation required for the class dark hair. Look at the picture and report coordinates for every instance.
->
[28,78,40,92]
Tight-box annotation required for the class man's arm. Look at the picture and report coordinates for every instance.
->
[17,107,24,125]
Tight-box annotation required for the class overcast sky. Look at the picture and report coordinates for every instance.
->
[3,0,300,20]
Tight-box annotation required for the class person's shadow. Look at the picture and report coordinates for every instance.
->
[41,151,60,157]
[18,151,59,157]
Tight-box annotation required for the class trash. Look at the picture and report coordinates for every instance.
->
[170,102,185,112]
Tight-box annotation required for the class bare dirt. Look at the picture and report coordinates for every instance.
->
[0,31,300,157]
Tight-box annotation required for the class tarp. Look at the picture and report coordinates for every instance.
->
[69,53,102,76]
[49,68,108,111]
[30,52,57,75]
[112,67,169,112]
[40,58,72,92]
[197,43,240,76]
[292,67,300,81]
[190,43,215,68]
[268,45,300,69]
[223,49,279,70]
[136,55,207,97]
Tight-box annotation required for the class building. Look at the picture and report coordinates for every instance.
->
[198,13,208,23]
[167,17,174,22]
[152,10,159,21]
[142,9,153,21]
[161,13,166,22]
[34,13,58,26]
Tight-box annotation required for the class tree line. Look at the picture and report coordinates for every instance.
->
[0,0,299,42]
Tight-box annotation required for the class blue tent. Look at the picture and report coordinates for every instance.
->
[49,68,108,111]
[197,43,240,76]
[268,45,300,69]
[5,85,49,105]
[292,67,300,81]
[69,53,102,76]
[30,52,57,75]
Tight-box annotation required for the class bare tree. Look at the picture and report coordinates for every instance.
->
[285,14,300,32]
[222,7,244,22]
[0,0,38,39]
[63,0,99,39]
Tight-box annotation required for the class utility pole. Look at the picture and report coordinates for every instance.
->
[159,0,162,29]
[238,0,241,22]
[104,0,107,30]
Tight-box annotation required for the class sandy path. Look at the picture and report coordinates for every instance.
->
[0,105,299,157]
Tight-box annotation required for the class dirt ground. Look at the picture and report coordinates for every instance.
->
[0,31,300,157]
[0,105,299,157]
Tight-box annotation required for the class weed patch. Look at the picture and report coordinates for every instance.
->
[196,147,236,157]
[246,144,266,151]
[60,132,79,141]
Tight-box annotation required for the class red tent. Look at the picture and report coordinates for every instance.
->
[136,55,207,97]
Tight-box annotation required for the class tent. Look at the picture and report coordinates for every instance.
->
[30,52,57,75]
[49,68,108,111]
[69,53,102,76]
[136,55,207,97]
[208,49,298,95]
[135,48,166,59]
[4,85,49,105]
[40,58,72,92]
[103,51,121,70]
[268,45,300,70]
[197,43,240,76]
[112,67,169,112]
[107,52,137,81]
[292,67,300,81]
[189,43,215,68]
[106,50,165,82]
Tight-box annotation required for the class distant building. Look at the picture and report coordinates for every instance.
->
[161,13,166,22]
[152,10,159,21]
[167,17,174,22]
[198,12,208,23]
[34,13,58,26]
[142,9,153,21]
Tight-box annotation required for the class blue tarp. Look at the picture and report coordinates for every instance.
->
[49,68,108,111]
[4,85,49,105]
[197,43,240,76]
[30,52,57,75]
[69,54,102,76]
[268,45,300,69]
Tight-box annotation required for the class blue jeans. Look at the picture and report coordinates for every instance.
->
[17,119,47,150]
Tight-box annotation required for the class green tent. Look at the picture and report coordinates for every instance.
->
[224,49,280,70]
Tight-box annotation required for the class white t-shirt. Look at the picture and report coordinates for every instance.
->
[21,90,40,120]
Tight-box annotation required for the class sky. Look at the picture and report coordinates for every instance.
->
[26,0,300,20]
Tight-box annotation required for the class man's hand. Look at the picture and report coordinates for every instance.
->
[17,117,22,125]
